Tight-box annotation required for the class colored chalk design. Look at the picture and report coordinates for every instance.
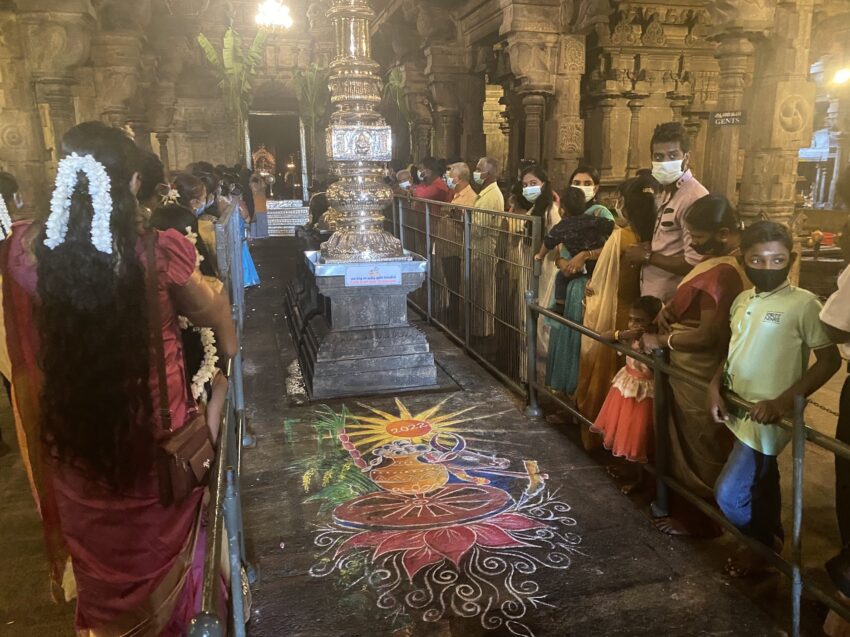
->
[306,398,583,636]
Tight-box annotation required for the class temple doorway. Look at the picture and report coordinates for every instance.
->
[247,112,308,202]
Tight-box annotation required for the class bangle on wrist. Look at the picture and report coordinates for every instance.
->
[614,330,620,341]
[644,249,653,264]
[667,333,676,351]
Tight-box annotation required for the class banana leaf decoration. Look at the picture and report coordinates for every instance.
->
[294,64,331,184]
[197,24,269,155]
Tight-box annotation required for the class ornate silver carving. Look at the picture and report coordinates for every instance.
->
[319,0,407,263]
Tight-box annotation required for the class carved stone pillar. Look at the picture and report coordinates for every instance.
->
[401,63,432,162]
[703,36,756,201]
[547,34,585,186]
[461,73,487,161]
[738,0,817,225]
[0,7,51,214]
[828,97,849,207]
[432,109,462,160]
[19,2,96,160]
[483,85,508,172]
[91,32,144,127]
[520,93,546,163]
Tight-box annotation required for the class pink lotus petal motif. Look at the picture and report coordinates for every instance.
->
[337,512,550,580]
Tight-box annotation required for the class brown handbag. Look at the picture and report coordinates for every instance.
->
[145,231,216,507]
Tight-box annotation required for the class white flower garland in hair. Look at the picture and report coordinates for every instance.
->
[0,195,12,239]
[45,152,113,254]
[162,187,180,206]
[183,226,205,270]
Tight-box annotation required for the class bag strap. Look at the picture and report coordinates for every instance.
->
[145,230,172,431]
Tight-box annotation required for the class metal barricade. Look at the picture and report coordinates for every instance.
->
[187,205,253,637]
[393,195,542,393]
[524,295,850,637]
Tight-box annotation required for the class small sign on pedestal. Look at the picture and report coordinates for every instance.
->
[344,264,402,287]
[711,111,746,127]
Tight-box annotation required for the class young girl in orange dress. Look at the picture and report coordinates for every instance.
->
[591,295,662,492]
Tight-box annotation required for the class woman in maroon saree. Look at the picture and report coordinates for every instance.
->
[2,122,236,635]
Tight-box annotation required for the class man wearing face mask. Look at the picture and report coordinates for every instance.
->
[394,168,413,196]
[625,122,708,303]
[473,157,505,212]
[411,157,451,203]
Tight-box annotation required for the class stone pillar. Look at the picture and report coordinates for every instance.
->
[19,2,96,162]
[483,85,508,173]
[598,96,616,177]
[520,93,546,163]
[0,7,51,214]
[547,34,585,185]
[424,45,465,160]
[401,63,432,162]
[626,96,646,176]
[156,133,171,171]
[827,97,849,207]
[737,0,817,225]
[703,36,756,201]
[461,73,487,161]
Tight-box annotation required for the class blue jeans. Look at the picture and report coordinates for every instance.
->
[715,440,784,547]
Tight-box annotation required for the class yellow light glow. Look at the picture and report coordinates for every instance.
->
[835,68,850,85]
[256,0,293,30]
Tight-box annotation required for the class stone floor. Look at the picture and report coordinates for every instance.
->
[0,236,844,636]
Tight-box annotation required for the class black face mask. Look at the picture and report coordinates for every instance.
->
[691,238,724,256]
[745,265,790,292]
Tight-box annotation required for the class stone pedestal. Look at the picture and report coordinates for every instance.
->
[289,251,437,399]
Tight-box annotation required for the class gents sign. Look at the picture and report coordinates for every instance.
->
[344,265,402,287]
[711,111,746,127]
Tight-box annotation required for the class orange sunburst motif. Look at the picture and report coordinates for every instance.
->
[344,397,489,452]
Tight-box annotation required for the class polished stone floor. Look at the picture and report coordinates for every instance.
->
[0,236,844,636]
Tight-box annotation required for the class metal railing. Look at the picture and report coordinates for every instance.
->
[188,204,254,636]
[524,292,850,636]
[392,195,542,394]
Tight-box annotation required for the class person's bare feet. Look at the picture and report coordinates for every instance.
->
[723,539,781,578]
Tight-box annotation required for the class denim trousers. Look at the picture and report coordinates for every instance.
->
[715,439,784,547]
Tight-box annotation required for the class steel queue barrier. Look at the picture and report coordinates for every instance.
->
[392,194,542,394]
[187,205,253,636]
[524,293,850,636]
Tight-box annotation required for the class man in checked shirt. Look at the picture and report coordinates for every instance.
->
[625,122,709,304]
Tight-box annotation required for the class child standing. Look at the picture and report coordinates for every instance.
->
[709,221,841,578]
[591,295,662,492]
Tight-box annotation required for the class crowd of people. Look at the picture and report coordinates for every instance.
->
[0,121,276,634]
[392,121,850,634]
[0,114,849,634]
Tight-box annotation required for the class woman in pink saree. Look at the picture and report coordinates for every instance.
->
[2,122,236,635]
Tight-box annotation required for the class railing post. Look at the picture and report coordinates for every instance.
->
[791,395,806,637]
[529,216,542,300]
[525,290,542,418]
[392,196,399,238]
[651,347,671,518]
[425,201,433,323]
[224,469,248,637]
[398,198,405,250]
[463,208,471,352]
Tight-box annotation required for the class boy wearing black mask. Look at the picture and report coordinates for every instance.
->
[708,221,840,578]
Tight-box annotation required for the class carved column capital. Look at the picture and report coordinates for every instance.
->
[503,33,558,94]
[18,4,96,82]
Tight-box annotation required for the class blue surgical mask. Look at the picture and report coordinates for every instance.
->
[445,175,455,189]
[523,185,542,202]
[194,204,206,216]
[473,171,484,185]
[418,170,425,181]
